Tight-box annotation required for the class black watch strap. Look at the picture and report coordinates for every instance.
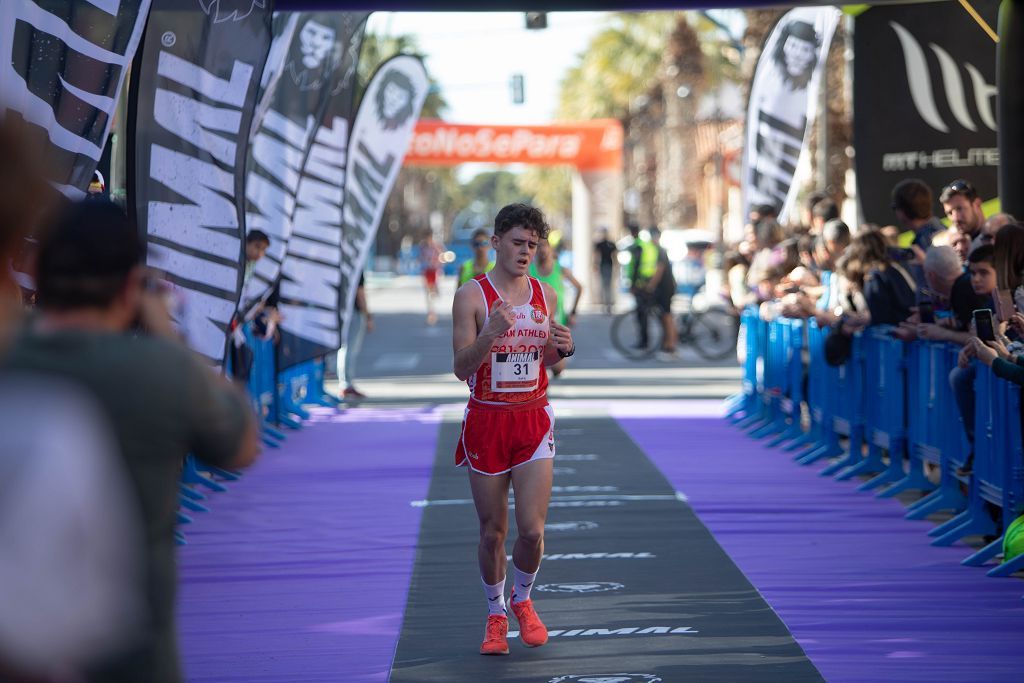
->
[558,344,575,359]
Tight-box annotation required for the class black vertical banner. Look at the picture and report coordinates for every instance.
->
[854,1,999,226]
[275,12,369,370]
[240,11,368,330]
[128,0,272,364]
[0,0,150,197]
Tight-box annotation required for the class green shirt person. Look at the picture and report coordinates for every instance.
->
[458,228,495,287]
[529,238,583,327]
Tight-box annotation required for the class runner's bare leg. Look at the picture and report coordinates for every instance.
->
[468,469,512,584]
[510,458,554,573]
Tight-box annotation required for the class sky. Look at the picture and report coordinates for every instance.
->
[364,11,612,125]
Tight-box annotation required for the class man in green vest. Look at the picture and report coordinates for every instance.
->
[530,237,582,377]
[458,228,495,287]
[627,223,660,350]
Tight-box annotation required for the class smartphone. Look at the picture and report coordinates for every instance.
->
[974,308,996,342]
[887,247,914,262]
[918,301,935,324]
[993,288,1015,322]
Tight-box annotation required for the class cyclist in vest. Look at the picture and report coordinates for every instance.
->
[458,228,495,287]
[452,204,575,657]
[529,237,582,377]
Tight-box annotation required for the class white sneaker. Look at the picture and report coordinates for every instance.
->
[655,349,679,362]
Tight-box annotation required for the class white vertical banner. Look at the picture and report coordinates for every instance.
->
[338,54,427,342]
[741,7,840,224]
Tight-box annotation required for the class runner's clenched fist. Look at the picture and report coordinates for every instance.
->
[483,300,516,338]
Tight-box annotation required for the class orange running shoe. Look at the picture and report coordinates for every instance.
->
[479,614,509,655]
[510,594,548,647]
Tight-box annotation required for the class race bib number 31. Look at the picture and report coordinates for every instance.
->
[492,351,540,392]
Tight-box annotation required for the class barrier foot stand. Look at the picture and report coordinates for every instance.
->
[179,496,209,513]
[962,536,1003,567]
[261,434,280,448]
[878,468,934,499]
[263,424,287,441]
[278,413,303,430]
[175,531,186,546]
[821,441,864,477]
[857,447,906,491]
[748,414,784,439]
[931,512,996,547]
[736,402,770,429]
[857,464,904,491]
[905,487,965,520]
[986,552,1024,577]
[735,410,767,430]
[796,439,842,465]
[183,463,228,493]
[784,430,818,453]
[179,485,205,502]
[201,465,241,481]
[177,511,193,525]
[836,453,884,481]
[927,507,974,537]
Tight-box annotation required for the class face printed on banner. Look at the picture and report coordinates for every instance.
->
[772,20,820,90]
[375,69,417,130]
[300,21,336,69]
[783,35,815,77]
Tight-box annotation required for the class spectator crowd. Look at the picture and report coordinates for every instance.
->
[725,175,1024,533]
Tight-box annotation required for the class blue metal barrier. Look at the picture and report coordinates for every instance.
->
[734,312,1024,579]
[796,321,844,465]
[736,316,771,430]
[904,342,968,519]
[846,327,910,490]
[767,317,807,447]
[819,333,866,478]
[727,308,761,422]
[938,365,1024,558]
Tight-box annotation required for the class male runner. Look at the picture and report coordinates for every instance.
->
[451,203,575,656]
[458,228,495,287]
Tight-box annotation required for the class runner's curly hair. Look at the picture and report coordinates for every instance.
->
[493,203,549,239]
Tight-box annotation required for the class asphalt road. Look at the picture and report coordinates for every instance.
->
[325,274,742,404]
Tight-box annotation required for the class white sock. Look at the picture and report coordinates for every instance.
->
[511,564,539,604]
[482,577,506,616]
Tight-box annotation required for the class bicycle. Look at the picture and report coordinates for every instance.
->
[610,288,738,361]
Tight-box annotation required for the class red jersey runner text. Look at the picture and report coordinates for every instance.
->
[467,273,550,406]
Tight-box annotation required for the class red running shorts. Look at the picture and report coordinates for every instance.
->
[423,268,438,287]
[454,400,555,475]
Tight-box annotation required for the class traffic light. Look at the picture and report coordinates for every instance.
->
[525,12,547,30]
[510,74,524,105]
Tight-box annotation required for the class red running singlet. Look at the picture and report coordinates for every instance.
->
[466,273,550,407]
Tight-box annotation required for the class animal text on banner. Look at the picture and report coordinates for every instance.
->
[338,54,428,343]
[240,12,368,318]
[128,0,272,364]
[276,12,368,370]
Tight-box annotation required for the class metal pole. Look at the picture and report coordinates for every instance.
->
[998,0,1024,218]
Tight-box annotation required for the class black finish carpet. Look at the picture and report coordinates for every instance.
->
[389,413,822,682]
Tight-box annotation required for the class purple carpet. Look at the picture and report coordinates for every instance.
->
[616,402,1024,682]
[177,407,438,682]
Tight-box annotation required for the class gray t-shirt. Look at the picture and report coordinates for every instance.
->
[2,328,252,682]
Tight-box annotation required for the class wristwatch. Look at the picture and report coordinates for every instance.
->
[558,344,575,359]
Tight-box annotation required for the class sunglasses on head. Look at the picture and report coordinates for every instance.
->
[943,180,974,194]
